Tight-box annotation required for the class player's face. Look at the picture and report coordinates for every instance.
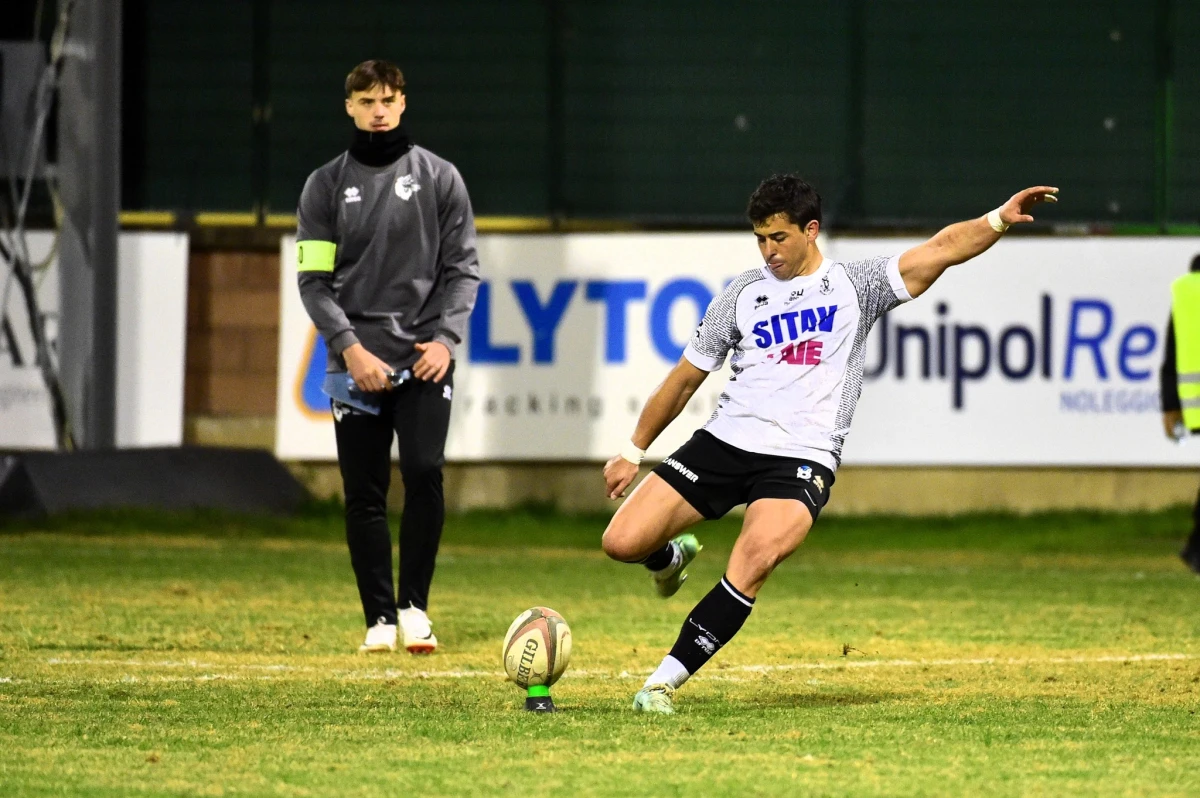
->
[345,85,406,132]
[753,214,820,280]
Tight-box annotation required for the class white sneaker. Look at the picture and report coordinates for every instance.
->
[400,607,438,654]
[359,617,397,653]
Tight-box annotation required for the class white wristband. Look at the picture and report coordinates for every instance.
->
[619,440,646,466]
[986,208,1010,233]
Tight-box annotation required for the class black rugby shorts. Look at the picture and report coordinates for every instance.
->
[651,429,834,521]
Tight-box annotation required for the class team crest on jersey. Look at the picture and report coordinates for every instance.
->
[395,174,421,200]
[343,186,361,204]
[754,294,769,309]
[820,276,833,295]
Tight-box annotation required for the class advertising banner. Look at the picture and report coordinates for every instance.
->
[0,231,189,449]
[275,234,1197,466]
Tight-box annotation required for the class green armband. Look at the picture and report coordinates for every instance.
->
[297,240,336,272]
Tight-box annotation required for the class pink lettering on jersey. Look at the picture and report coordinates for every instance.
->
[778,339,824,366]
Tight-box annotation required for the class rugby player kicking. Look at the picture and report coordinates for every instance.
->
[601,174,1058,713]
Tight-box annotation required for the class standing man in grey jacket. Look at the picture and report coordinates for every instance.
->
[296,60,480,654]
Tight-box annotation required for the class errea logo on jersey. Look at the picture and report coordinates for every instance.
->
[395,175,421,200]
[344,186,361,204]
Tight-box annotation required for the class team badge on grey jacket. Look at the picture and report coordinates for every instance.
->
[395,175,421,200]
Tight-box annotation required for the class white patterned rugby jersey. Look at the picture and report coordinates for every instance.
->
[683,255,912,471]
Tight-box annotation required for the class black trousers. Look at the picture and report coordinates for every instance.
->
[333,363,454,626]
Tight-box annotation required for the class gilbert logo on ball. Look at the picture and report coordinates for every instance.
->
[502,607,572,712]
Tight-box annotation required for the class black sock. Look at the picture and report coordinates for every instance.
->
[667,575,754,675]
[639,542,675,571]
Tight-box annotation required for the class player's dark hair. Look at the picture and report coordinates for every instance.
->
[345,60,406,97]
[1190,254,1200,273]
[746,174,822,229]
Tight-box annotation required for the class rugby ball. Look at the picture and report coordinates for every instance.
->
[502,607,572,688]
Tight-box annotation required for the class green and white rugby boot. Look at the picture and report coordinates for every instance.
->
[632,683,676,714]
[652,534,702,598]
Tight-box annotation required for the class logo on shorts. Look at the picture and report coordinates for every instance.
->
[663,457,699,483]
[797,465,812,480]
[442,385,452,400]
[395,174,421,201]
[813,475,825,492]
[755,294,769,309]
[344,186,361,204]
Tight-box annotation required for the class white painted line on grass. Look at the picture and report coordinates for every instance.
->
[44,658,300,670]
[34,652,1197,686]
[700,652,1196,675]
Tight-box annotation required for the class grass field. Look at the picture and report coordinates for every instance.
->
[2,505,1199,796]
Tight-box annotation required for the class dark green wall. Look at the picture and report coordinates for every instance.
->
[125,2,255,211]
[267,0,550,216]
[862,2,1158,222]
[121,0,1198,228]
[1170,0,1199,222]
[559,1,853,222]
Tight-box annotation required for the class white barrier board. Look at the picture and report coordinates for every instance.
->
[0,231,189,449]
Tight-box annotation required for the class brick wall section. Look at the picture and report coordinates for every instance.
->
[185,251,283,415]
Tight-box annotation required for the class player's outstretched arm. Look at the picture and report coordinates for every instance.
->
[603,358,710,499]
[898,186,1059,298]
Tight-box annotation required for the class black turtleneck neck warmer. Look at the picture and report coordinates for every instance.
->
[348,125,412,167]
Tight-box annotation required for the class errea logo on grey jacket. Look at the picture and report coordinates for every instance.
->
[395,175,421,200]
[344,186,361,204]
